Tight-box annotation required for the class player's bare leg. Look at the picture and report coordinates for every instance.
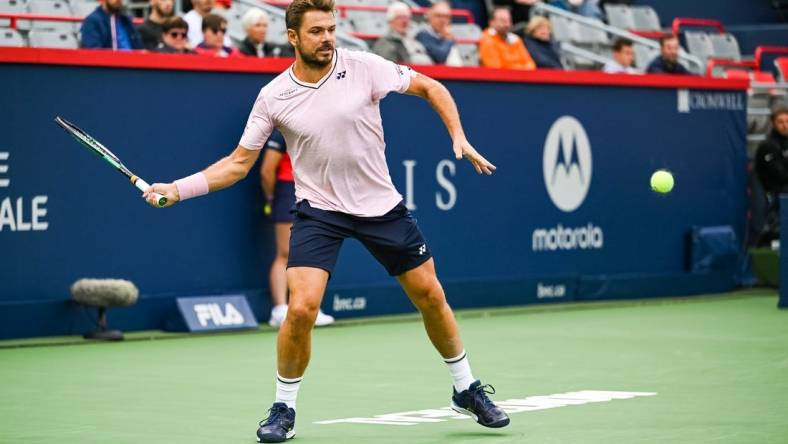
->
[398,258,510,428]
[397,258,463,359]
[268,223,291,327]
[277,266,329,378]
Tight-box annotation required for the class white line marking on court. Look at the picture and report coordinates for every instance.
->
[314,390,657,426]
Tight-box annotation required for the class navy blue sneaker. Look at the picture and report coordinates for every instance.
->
[256,402,296,443]
[451,380,510,428]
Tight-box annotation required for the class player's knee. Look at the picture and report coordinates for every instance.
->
[411,282,447,312]
[287,298,320,326]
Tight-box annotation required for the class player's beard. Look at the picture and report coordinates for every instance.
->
[298,42,334,69]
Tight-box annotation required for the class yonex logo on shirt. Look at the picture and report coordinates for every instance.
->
[336,70,347,80]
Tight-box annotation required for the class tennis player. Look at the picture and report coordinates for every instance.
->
[144,0,509,441]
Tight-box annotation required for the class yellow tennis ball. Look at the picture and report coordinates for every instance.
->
[650,170,674,194]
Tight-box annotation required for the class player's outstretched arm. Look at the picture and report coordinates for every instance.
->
[143,145,261,208]
[405,73,496,175]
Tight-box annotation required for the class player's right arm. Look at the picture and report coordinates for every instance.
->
[143,145,260,207]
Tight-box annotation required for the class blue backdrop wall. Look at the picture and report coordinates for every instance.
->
[0,62,748,339]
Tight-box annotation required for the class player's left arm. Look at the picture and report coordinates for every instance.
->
[405,73,495,175]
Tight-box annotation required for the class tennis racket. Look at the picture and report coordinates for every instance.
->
[54,116,167,207]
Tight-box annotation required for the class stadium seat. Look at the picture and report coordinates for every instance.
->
[684,31,714,62]
[633,43,658,70]
[630,6,661,32]
[267,12,288,45]
[571,19,609,50]
[0,27,25,46]
[603,4,634,30]
[549,15,573,43]
[776,57,788,82]
[28,29,77,48]
[0,0,26,28]
[456,42,478,67]
[69,0,96,18]
[450,22,481,40]
[27,0,74,32]
[709,33,741,61]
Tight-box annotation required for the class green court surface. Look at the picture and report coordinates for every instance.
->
[1,290,786,444]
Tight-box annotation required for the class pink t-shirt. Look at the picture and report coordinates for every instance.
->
[239,48,414,217]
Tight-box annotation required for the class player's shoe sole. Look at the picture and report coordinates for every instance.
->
[451,401,510,428]
[256,429,295,443]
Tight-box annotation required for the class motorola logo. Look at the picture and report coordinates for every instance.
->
[542,116,592,212]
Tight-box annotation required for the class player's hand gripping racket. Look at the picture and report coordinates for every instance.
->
[54,116,167,207]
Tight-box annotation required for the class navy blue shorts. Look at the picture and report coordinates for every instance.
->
[287,200,432,277]
[271,181,295,224]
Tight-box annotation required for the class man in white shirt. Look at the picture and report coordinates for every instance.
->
[603,37,638,74]
[144,1,509,441]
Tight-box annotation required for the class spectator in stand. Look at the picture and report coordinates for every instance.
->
[155,17,196,54]
[522,15,562,69]
[550,0,603,20]
[136,0,174,50]
[80,0,142,50]
[603,37,637,73]
[194,13,238,57]
[260,131,335,329]
[492,0,541,27]
[646,35,690,75]
[238,8,295,58]
[479,6,535,70]
[415,1,462,66]
[184,0,230,47]
[372,2,433,65]
[755,108,788,203]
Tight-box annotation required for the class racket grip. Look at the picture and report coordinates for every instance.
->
[133,177,168,207]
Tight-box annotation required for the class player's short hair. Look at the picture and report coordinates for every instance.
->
[613,37,633,52]
[525,15,551,37]
[659,34,678,47]
[201,13,226,32]
[162,16,188,33]
[242,8,269,31]
[285,0,335,32]
[772,106,788,123]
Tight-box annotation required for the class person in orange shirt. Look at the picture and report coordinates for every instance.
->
[479,6,536,70]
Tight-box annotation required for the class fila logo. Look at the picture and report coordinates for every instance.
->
[0,152,8,188]
[336,70,347,80]
[194,303,245,327]
[542,116,592,212]
[418,244,427,255]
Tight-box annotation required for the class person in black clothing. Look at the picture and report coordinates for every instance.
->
[492,0,539,26]
[646,35,690,75]
[754,107,788,243]
[522,15,562,69]
[155,17,196,54]
[136,0,174,50]
[237,8,294,58]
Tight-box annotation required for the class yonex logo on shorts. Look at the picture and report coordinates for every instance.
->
[418,244,427,255]
[542,116,592,213]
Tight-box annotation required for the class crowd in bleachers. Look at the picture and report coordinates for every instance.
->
[1,0,786,83]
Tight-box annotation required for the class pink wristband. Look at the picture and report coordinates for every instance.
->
[174,172,209,201]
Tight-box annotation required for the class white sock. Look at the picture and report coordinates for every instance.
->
[444,350,476,392]
[275,373,302,410]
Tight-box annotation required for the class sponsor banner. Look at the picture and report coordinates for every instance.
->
[175,295,258,332]
[0,63,747,338]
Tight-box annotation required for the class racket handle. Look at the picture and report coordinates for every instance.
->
[132,177,168,207]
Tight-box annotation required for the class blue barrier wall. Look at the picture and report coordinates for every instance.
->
[0,54,748,339]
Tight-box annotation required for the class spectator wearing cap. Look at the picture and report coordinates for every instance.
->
[646,35,690,75]
[195,13,238,57]
[238,8,294,58]
[603,37,637,73]
[522,15,562,69]
[415,1,462,66]
[372,2,433,65]
[80,0,142,50]
[155,17,196,54]
[479,6,535,70]
[136,0,174,50]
